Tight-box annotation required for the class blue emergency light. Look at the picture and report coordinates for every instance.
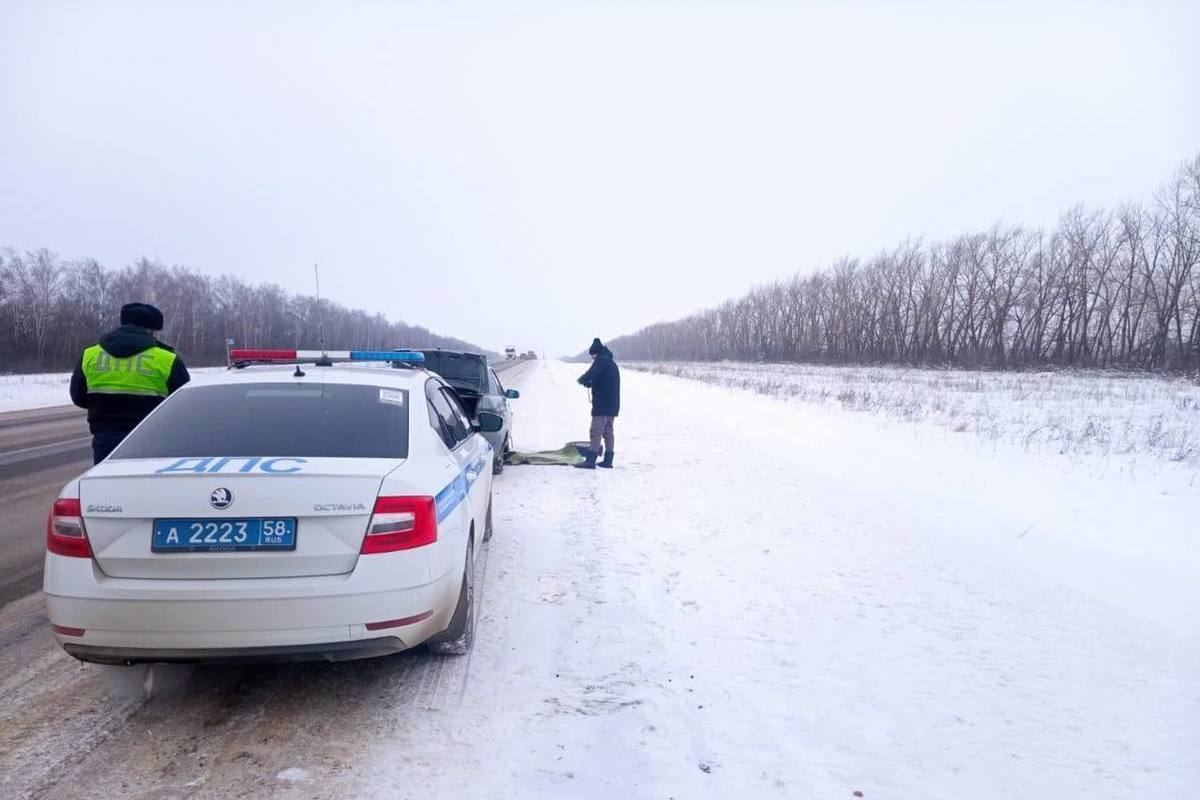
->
[352,350,425,362]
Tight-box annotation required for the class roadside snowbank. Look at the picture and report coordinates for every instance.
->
[0,367,227,413]
[0,372,76,413]
[632,361,1200,468]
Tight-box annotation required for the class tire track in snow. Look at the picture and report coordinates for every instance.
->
[0,593,150,800]
[13,538,501,800]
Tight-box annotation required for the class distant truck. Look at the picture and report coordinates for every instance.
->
[504,347,516,360]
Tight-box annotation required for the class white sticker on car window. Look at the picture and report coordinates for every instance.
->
[379,389,405,406]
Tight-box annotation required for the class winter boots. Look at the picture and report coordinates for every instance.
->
[573,449,614,469]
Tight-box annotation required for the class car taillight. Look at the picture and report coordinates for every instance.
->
[361,496,437,554]
[46,498,92,558]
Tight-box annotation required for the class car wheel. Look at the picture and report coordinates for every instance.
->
[427,536,475,655]
[492,437,506,475]
[482,497,494,542]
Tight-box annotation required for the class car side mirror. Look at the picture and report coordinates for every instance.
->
[505,389,520,399]
[477,412,504,433]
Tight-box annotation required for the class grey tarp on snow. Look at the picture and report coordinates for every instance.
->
[504,442,588,466]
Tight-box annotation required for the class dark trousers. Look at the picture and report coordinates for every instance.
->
[589,415,615,456]
[91,431,127,464]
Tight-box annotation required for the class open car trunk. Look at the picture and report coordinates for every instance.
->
[418,352,487,417]
[453,392,480,419]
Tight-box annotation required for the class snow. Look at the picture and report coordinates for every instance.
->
[275,768,313,783]
[0,372,76,413]
[3,358,1194,798]
[351,360,1199,799]
[633,361,1200,468]
[0,367,228,412]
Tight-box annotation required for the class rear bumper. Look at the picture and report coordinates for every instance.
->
[44,552,460,663]
[63,637,409,665]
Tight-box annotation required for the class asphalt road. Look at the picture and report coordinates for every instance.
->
[0,405,90,607]
[491,356,531,373]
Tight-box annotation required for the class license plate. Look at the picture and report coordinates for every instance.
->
[152,518,297,552]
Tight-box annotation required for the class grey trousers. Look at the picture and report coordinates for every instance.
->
[589,415,615,455]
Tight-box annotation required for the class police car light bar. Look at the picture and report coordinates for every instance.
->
[229,349,425,364]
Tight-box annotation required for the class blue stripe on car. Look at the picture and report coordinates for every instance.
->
[435,476,468,522]
[434,451,489,523]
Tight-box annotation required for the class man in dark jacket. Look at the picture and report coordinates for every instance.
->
[70,302,190,463]
[575,337,620,469]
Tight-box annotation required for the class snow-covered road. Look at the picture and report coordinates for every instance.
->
[1,359,1195,799]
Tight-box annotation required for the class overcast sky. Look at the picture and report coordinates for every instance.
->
[2,1,1197,356]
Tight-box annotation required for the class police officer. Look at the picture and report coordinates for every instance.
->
[69,302,190,463]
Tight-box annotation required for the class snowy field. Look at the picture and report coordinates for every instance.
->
[630,361,1200,469]
[1,359,1196,799]
[0,366,235,412]
[376,361,1197,798]
[0,371,82,412]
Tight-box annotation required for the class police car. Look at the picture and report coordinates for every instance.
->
[44,349,498,663]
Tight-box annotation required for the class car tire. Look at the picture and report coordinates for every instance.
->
[482,497,494,542]
[427,536,475,655]
[492,437,507,475]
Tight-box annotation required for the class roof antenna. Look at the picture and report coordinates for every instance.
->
[313,261,332,367]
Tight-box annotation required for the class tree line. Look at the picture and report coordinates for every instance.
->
[0,254,489,372]
[607,156,1200,372]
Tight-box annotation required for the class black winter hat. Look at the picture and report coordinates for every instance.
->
[588,338,604,356]
[120,302,164,331]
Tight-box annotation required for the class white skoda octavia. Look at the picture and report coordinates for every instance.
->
[44,349,497,664]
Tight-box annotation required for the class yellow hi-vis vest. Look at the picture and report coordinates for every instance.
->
[81,344,177,398]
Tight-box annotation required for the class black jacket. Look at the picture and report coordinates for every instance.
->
[577,348,620,417]
[70,325,191,433]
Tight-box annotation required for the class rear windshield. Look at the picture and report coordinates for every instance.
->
[111,382,409,459]
[421,353,485,388]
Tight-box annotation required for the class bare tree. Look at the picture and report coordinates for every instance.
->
[607,155,1200,374]
[0,253,492,372]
